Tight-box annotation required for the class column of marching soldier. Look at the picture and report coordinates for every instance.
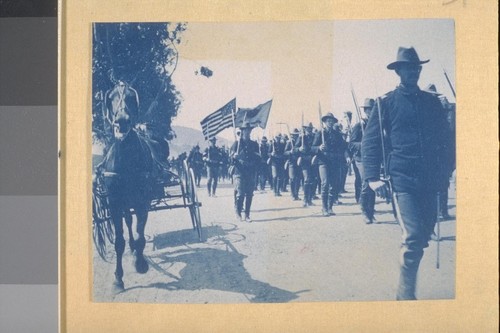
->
[178,47,456,301]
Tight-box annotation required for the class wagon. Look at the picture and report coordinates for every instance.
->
[92,160,203,261]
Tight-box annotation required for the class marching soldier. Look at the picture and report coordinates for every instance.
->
[334,123,349,196]
[312,112,346,216]
[424,83,456,220]
[285,128,302,201]
[230,121,261,222]
[362,47,453,300]
[348,98,377,224]
[187,145,203,187]
[269,133,286,197]
[203,137,224,197]
[297,122,316,207]
[281,134,290,193]
[257,136,271,191]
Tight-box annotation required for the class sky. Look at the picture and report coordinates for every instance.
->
[332,19,455,126]
[171,19,455,142]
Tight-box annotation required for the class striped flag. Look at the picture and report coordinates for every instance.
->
[200,98,236,140]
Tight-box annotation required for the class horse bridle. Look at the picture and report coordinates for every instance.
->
[112,83,133,140]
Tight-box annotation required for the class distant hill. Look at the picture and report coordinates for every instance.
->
[169,126,231,157]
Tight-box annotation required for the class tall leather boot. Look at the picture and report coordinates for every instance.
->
[236,195,244,221]
[321,192,329,216]
[396,250,422,300]
[244,195,253,222]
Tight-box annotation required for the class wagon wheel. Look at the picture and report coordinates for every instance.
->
[92,175,115,261]
[188,167,203,241]
[182,160,192,206]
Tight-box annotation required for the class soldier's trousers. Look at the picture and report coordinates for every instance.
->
[439,177,450,217]
[318,161,341,211]
[207,166,219,195]
[301,165,314,205]
[271,163,284,195]
[352,160,362,203]
[288,163,301,199]
[257,163,270,190]
[354,160,376,219]
[234,172,256,217]
[392,190,437,300]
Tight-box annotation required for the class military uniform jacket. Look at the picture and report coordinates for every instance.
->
[230,139,260,176]
[203,146,223,168]
[268,139,286,166]
[311,128,347,165]
[348,121,366,163]
[362,85,453,193]
[259,142,270,163]
[284,136,300,163]
[187,149,203,169]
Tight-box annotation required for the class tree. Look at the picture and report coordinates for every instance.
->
[92,22,187,144]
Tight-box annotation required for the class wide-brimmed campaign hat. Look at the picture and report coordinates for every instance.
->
[321,112,338,123]
[303,122,314,129]
[209,137,217,142]
[360,98,375,109]
[387,47,429,70]
[261,136,268,142]
[291,128,300,136]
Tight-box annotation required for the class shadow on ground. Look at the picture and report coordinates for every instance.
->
[131,236,305,302]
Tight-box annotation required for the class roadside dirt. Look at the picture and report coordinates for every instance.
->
[93,174,456,303]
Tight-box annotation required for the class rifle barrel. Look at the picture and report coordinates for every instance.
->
[443,69,456,98]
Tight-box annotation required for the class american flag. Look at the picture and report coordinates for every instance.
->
[200,98,236,140]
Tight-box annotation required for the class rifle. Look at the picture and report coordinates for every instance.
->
[443,68,456,99]
[343,111,353,140]
[436,192,441,269]
[319,102,325,144]
[311,102,324,166]
[350,84,364,135]
[376,97,392,204]
[267,137,276,165]
[297,112,305,167]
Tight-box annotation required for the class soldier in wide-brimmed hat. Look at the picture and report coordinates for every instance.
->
[203,136,224,197]
[268,132,287,197]
[257,136,271,192]
[284,128,302,201]
[348,98,376,224]
[312,112,347,216]
[230,121,260,222]
[297,121,318,206]
[362,46,453,300]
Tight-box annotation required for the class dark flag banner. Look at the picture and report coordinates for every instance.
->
[235,99,273,129]
[200,98,236,140]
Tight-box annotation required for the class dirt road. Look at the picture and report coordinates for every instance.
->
[93,174,456,303]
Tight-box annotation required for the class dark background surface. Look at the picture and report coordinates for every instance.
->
[0,1,58,332]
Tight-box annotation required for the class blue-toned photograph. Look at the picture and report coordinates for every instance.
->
[91,20,456,303]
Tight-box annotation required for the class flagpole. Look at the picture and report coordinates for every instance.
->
[237,110,249,154]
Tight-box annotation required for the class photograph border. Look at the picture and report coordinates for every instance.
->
[60,0,499,332]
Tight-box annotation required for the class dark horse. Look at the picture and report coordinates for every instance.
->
[97,81,154,292]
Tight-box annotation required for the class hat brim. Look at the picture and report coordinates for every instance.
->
[321,115,338,122]
[387,59,430,70]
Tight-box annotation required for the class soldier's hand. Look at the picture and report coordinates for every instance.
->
[299,147,305,152]
[369,180,390,199]
[319,144,326,151]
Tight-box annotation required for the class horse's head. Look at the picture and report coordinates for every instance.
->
[106,81,140,140]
